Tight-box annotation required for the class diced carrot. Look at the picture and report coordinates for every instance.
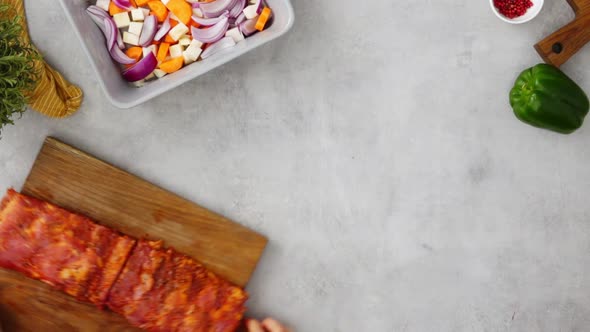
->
[165,0,192,25]
[125,47,144,62]
[148,1,168,23]
[136,0,150,6]
[169,19,179,28]
[255,7,272,31]
[130,0,137,7]
[158,56,184,73]
[157,42,170,62]
[164,34,176,43]
[109,2,127,15]
[152,40,161,45]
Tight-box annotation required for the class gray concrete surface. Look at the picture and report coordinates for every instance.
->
[1,1,590,331]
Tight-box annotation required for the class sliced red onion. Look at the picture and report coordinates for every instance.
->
[87,5,109,33]
[113,0,133,10]
[191,2,200,8]
[201,0,238,18]
[238,17,258,37]
[87,6,126,49]
[229,0,246,18]
[122,52,157,81]
[117,29,125,49]
[139,15,158,46]
[103,18,118,51]
[191,16,229,43]
[110,43,136,64]
[201,36,235,59]
[191,10,228,26]
[87,7,134,64]
[154,14,171,41]
[234,12,246,25]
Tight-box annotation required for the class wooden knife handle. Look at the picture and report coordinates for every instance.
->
[535,15,590,67]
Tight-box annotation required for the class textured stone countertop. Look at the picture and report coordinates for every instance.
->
[1,1,590,331]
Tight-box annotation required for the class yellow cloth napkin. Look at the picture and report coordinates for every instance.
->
[7,0,83,118]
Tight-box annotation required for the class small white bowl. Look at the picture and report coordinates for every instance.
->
[489,0,543,24]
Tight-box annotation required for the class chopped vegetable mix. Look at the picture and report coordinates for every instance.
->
[87,0,272,85]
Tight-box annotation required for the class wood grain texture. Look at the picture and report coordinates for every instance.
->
[0,269,140,332]
[535,0,590,67]
[0,137,266,331]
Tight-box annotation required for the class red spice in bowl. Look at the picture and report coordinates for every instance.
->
[493,0,533,19]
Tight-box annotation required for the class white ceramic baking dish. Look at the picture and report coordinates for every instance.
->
[57,0,294,108]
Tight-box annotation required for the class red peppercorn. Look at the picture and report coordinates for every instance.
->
[494,0,533,19]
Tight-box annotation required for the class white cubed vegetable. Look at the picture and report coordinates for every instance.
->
[243,5,259,19]
[161,0,170,5]
[128,22,143,36]
[113,12,131,28]
[183,47,202,64]
[123,31,139,45]
[131,9,145,21]
[154,69,167,78]
[179,36,191,46]
[169,44,184,58]
[225,27,244,43]
[96,0,110,11]
[143,45,157,58]
[183,39,203,64]
[188,39,203,49]
[145,72,156,80]
[168,22,189,41]
[192,8,203,18]
[132,79,145,87]
[141,8,151,16]
[182,52,194,65]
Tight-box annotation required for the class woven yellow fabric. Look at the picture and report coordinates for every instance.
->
[7,0,83,118]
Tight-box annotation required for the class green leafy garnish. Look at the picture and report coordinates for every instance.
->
[0,3,39,135]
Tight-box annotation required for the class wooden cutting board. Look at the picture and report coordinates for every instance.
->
[535,0,590,67]
[0,137,267,332]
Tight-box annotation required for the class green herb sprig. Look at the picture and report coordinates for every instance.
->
[0,3,39,135]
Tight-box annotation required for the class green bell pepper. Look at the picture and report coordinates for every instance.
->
[509,64,590,134]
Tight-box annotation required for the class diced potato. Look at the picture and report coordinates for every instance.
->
[131,9,145,21]
[113,12,131,28]
[96,0,110,11]
[154,69,167,78]
[178,36,191,46]
[168,22,189,41]
[145,72,156,80]
[123,31,139,46]
[243,5,259,20]
[182,39,203,64]
[225,27,244,43]
[143,45,157,57]
[169,44,184,58]
[128,22,143,36]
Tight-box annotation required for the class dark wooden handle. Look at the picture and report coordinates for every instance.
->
[535,16,590,67]
[567,0,590,13]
